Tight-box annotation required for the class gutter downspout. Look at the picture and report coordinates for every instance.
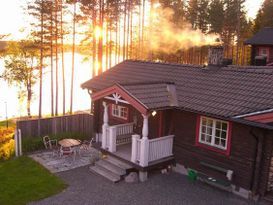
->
[250,129,265,196]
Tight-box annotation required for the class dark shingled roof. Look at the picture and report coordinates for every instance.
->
[121,82,178,109]
[81,60,273,119]
[245,27,273,45]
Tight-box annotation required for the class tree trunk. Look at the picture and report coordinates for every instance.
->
[38,0,44,136]
[50,5,54,116]
[97,0,104,74]
[55,0,59,116]
[105,21,109,70]
[109,22,112,68]
[123,0,127,61]
[70,0,76,114]
[138,1,141,59]
[60,0,65,115]
[126,0,130,59]
[92,8,97,77]
[141,0,145,59]
[27,82,32,117]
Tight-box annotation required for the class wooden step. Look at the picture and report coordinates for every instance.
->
[89,165,121,183]
[96,159,126,176]
[105,155,133,170]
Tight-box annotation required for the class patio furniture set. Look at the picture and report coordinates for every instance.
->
[43,136,93,160]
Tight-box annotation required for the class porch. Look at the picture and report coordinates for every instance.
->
[100,100,175,171]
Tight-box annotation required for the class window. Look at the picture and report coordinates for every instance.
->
[198,116,230,150]
[259,48,268,57]
[111,104,128,120]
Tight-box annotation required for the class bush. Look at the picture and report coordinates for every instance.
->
[0,127,15,160]
[22,132,90,153]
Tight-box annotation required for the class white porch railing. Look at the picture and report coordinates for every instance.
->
[103,122,134,153]
[148,135,174,162]
[131,135,174,167]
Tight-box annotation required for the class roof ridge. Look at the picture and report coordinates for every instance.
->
[120,81,175,86]
[125,59,203,68]
[222,65,273,75]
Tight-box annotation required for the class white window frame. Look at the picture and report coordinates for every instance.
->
[111,104,128,120]
[199,116,229,150]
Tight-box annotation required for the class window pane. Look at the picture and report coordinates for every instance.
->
[202,118,207,125]
[207,127,213,135]
[207,119,213,127]
[216,121,221,129]
[206,135,212,143]
[215,137,220,145]
[221,139,226,147]
[215,129,221,137]
[201,134,205,141]
[222,123,227,131]
[202,126,206,133]
[221,131,227,139]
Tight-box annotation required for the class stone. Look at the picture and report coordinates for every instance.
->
[139,171,148,182]
[125,172,139,183]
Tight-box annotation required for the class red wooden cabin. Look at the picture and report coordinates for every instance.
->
[82,47,273,200]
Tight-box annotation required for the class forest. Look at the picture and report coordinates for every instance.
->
[1,0,273,119]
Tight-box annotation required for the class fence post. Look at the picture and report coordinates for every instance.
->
[18,129,22,156]
[131,134,140,163]
[14,129,18,157]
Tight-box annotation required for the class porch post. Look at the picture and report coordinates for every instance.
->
[102,101,109,149]
[131,134,140,163]
[140,114,149,168]
[142,114,148,139]
[109,126,117,152]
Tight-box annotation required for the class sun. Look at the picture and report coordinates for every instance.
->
[94,26,102,39]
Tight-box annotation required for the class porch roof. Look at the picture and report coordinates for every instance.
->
[91,82,178,113]
[82,60,273,126]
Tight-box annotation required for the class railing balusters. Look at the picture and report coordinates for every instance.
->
[146,135,174,163]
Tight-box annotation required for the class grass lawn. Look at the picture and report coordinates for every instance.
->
[0,156,67,205]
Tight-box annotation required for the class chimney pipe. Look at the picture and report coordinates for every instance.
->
[208,46,224,67]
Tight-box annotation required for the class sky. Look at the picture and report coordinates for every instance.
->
[0,0,265,40]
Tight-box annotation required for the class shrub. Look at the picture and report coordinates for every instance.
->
[0,127,15,160]
[22,132,90,153]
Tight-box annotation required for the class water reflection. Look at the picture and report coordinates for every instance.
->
[0,52,92,120]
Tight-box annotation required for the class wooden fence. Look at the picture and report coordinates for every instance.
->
[16,113,93,138]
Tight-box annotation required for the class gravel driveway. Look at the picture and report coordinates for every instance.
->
[29,166,269,205]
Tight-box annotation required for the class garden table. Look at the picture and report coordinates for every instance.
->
[58,139,81,147]
[58,139,82,159]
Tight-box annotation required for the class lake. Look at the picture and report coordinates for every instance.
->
[0,52,93,120]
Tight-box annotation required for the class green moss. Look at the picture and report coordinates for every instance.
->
[0,156,67,205]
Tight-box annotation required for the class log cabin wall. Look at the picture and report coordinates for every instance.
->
[94,99,143,135]
[93,99,170,139]
[172,109,266,191]
[259,132,273,195]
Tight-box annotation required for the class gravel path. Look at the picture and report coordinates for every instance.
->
[29,166,269,205]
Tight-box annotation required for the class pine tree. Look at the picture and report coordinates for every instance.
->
[254,0,273,33]
[208,0,224,34]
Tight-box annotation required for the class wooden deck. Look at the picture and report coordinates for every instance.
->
[114,144,132,161]
[100,143,175,171]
